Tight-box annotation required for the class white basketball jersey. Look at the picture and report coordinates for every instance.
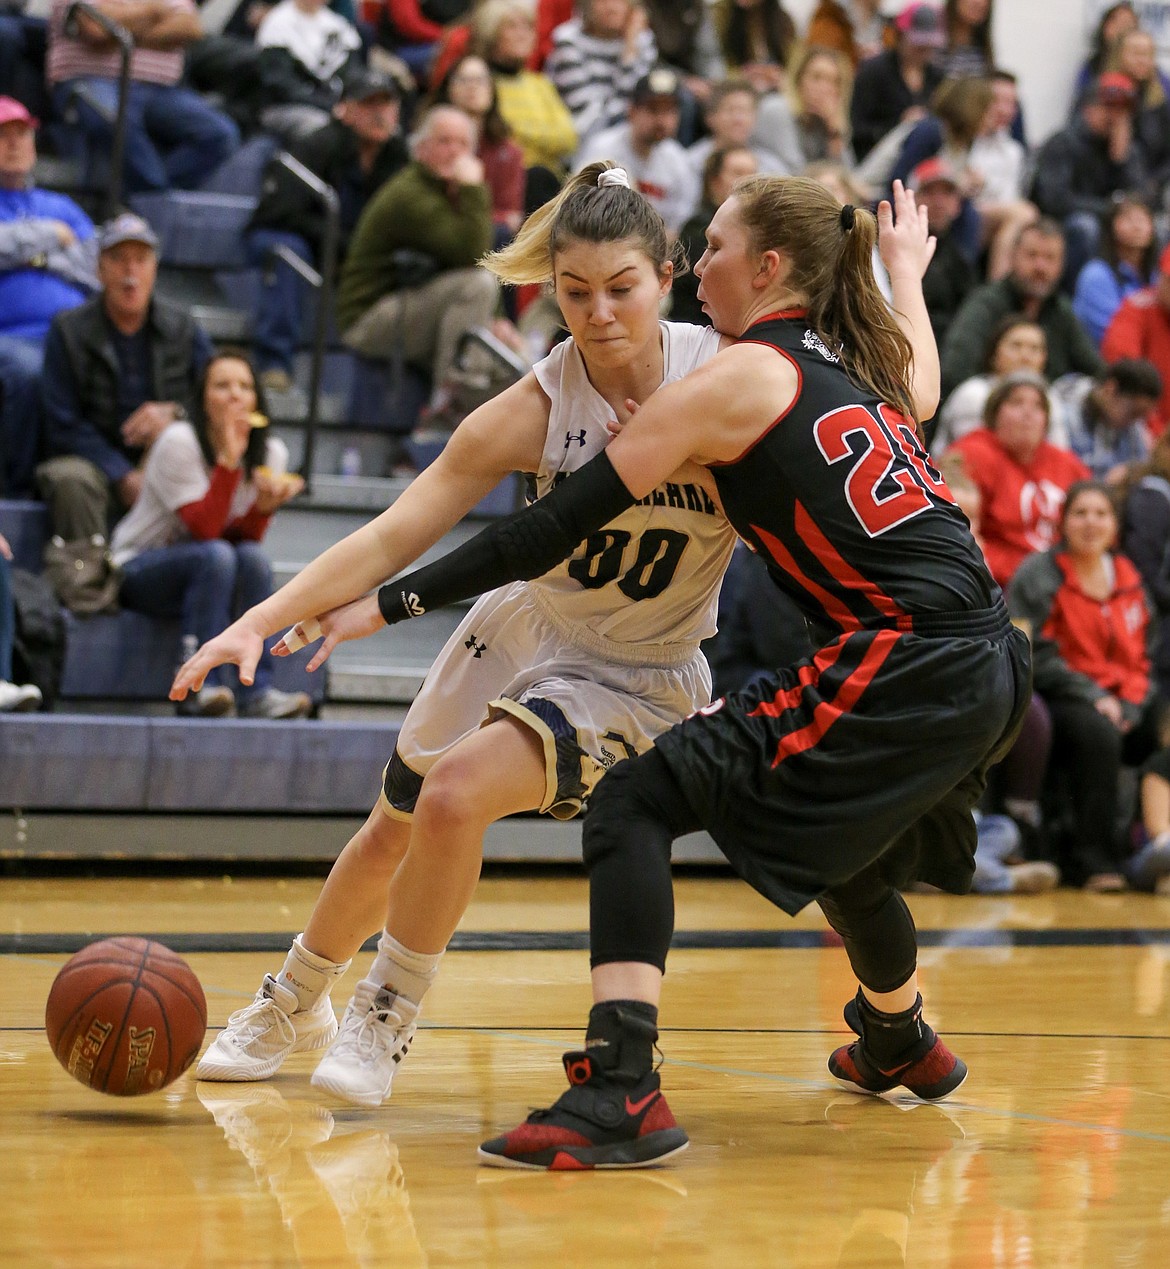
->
[528,321,736,650]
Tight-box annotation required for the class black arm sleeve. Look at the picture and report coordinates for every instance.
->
[377,450,638,625]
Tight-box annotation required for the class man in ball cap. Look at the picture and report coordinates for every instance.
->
[246,65,409,395]
[850,2,945,162]
[906,156,978,349]
[576,65,699,233]
[35,210,213,549]
[1031,70,1148,284]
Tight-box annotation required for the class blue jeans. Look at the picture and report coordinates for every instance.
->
[971,813,1024,894]
[53,78,239,193]
[0,333,43,497]
[245,228,312,375]
[118,539,274,702]
[0,553,15,683]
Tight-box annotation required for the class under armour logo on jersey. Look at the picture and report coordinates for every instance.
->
[464,634,487,657]
[565,429,587,449]
[403,592,425,617]
[802,330,839,362]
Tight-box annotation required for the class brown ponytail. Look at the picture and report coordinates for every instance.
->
[734,175,917,424]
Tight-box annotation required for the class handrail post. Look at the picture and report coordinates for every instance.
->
[273,151,340,496]
[64,2,133,220]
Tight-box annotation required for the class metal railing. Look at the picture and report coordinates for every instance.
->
[63,1,133,220]
[265,151,340,494]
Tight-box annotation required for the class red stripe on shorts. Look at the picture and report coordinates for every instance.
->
[747,637,849,718]
[770,628,899,767]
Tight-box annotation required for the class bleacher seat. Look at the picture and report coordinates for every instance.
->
[0,715,151,810]
[199,133,279,200]
[59,609,326,707]
[128,190,257,269]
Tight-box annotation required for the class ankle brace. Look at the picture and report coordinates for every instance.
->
[854,991,929,1066]
[277,934,351,1012]
[367,931,443,1007]
[584,1000,659,1084]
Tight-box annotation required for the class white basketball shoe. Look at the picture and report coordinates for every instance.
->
[310,982,418,1108]
[196,974,338,1081]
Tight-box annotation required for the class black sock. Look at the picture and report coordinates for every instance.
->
[856,991,928,1066]
[583,1000,658,1084]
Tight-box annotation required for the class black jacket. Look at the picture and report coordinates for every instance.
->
[849,49,943,161]
[248,118,410,260]
[1031,118,1149,220]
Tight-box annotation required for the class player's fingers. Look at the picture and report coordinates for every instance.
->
[275,617,322,655]
[876,199,893,233]
[237,649,260,687]
[305,632,338,673]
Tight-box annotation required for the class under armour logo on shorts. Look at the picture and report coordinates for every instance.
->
[464,634,487,657]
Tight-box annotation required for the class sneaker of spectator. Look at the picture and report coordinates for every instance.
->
[176,684,236,717]
[239,687,313,719]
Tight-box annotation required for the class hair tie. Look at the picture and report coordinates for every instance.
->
[839,204,856,231]
[598,167,631,190]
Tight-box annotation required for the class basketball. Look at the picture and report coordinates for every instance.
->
[45,937,207,1096]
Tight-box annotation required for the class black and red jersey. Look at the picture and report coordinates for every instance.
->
[713,312,998,637]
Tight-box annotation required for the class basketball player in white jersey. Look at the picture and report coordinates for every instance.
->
[181,162,739,1107]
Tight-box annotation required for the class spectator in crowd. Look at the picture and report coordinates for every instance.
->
[1105,24,1170,113]
[0,1,48,120]
[431,55,526,246]
[1050,358,1160,482]
[254,0,364,142]
[1072,2,1137,104]
[470,0,577,191]
[671,143,757,325]
[335,105,498,426]
[111,350,310,719]
[0,532,42,712]
[950,370,1090,588]
[688,77,790,182]
[577,66,698,234]
[1071,194,1156,347]
[890,75,992,266]
[849,1,944,164]
[0,96,97,498]
[935,315,1052,452]
[544,0,657,154]
[1030,72,1148,286]
[1129,751,1170,893]
[376,0,476,84]
[805,0,890,69]
[45,0,239,194]
[754,46,853,174]
[642,0,725,130]
[904,157,977,350]
[37,213,213,544]
[968,811,1060,894]
[1008,480,1165,891]
[713,0,795,95]
[967,70,1037,282]
[937,0,993,80]
[941,219,1104,396]
[1102,242,1170,432]
[246,67,409,396]
[1121,429,1170,697]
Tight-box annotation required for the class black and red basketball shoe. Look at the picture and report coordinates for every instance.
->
[478,1050,689,1170]
[828,991,967,1101]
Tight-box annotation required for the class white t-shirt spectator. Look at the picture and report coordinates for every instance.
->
[576,124,699,233]
[256,0,361,81]
[111,421,289,565]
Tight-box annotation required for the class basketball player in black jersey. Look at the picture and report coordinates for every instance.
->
[230,179,1033,1169]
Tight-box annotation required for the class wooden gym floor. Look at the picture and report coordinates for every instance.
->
[1,869,1168,1267]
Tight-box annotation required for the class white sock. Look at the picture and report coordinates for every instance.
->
[364,932,443,1007]
[276,934,351,1013]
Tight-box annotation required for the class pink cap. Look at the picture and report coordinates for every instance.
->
[0,96,38,128]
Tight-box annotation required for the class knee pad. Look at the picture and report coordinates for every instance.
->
[819,885,917,994]
[582,749,684,873]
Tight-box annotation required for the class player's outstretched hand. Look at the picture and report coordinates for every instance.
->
[273,594,384,673]
[877,179,936,282]
[170,619,265,699]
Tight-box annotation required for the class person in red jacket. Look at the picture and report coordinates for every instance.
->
[1008,480,1166,890]
[950,370,1090,587]
[1102,240,1170,434]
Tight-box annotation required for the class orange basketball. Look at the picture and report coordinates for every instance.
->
[45,937,207,1096]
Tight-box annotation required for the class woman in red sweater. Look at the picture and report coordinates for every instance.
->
[1008,480,1166,889]
[110,351,309,718]
[951,370,1090,587]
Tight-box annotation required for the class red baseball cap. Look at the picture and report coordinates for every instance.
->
[895,3,947,48]
[907,156,961,192]
[0,96,38,128]
[1089,71,1137,106]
